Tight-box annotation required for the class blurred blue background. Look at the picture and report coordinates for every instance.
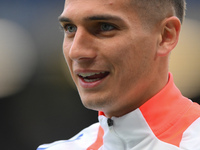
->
[0,0,199,149]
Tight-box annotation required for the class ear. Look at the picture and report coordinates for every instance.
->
[157,16,181,57]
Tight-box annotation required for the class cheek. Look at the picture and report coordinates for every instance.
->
[62,40,74,76]
[63,39,71,62]
[63,38,69,56]
[109,36,153,80]
[110,40,137,71]
[102,37,136,64]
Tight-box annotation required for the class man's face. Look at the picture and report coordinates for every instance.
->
[60,0,160,117]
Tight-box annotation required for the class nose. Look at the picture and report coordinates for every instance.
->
[67,28,97,62]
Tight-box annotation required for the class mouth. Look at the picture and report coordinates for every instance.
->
[77,71,110,83]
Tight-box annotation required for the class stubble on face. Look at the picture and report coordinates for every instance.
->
[61,0,161,117]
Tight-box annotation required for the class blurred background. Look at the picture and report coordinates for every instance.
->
[0,0,199,149]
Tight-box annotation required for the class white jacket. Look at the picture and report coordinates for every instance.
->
[37,73,200,150]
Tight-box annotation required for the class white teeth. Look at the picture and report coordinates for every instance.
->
[83,78,100,82]
[78,72,105,77]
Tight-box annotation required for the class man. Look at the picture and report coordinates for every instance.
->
[37,0,200,149]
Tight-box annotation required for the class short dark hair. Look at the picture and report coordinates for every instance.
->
[131,0,186,27]
[171,0,186,23]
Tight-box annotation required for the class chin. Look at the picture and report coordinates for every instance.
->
[81,97,108,111]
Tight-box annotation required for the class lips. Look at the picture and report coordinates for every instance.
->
[78,71,109,83]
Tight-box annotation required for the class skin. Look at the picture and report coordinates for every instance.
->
[59,0,181,118]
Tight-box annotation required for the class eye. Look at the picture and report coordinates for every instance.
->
[64,24,77,34]
[100,23,115,32]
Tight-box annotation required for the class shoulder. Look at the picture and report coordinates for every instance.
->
[180,117,200,149]
[36,122,100,150]
[179,102,200,149]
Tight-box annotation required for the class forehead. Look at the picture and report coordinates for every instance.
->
[62,0,134,19]
[64,0,131,9]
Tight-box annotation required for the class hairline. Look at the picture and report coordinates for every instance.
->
[129,0,186,29]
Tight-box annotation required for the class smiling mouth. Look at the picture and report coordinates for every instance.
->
[78,71,110,83]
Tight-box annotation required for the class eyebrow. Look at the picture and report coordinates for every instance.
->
[58,16,72,23]
[58,15,124,23]
[85,15,124,22]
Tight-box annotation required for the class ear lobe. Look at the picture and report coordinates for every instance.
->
[157,17,181,57]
